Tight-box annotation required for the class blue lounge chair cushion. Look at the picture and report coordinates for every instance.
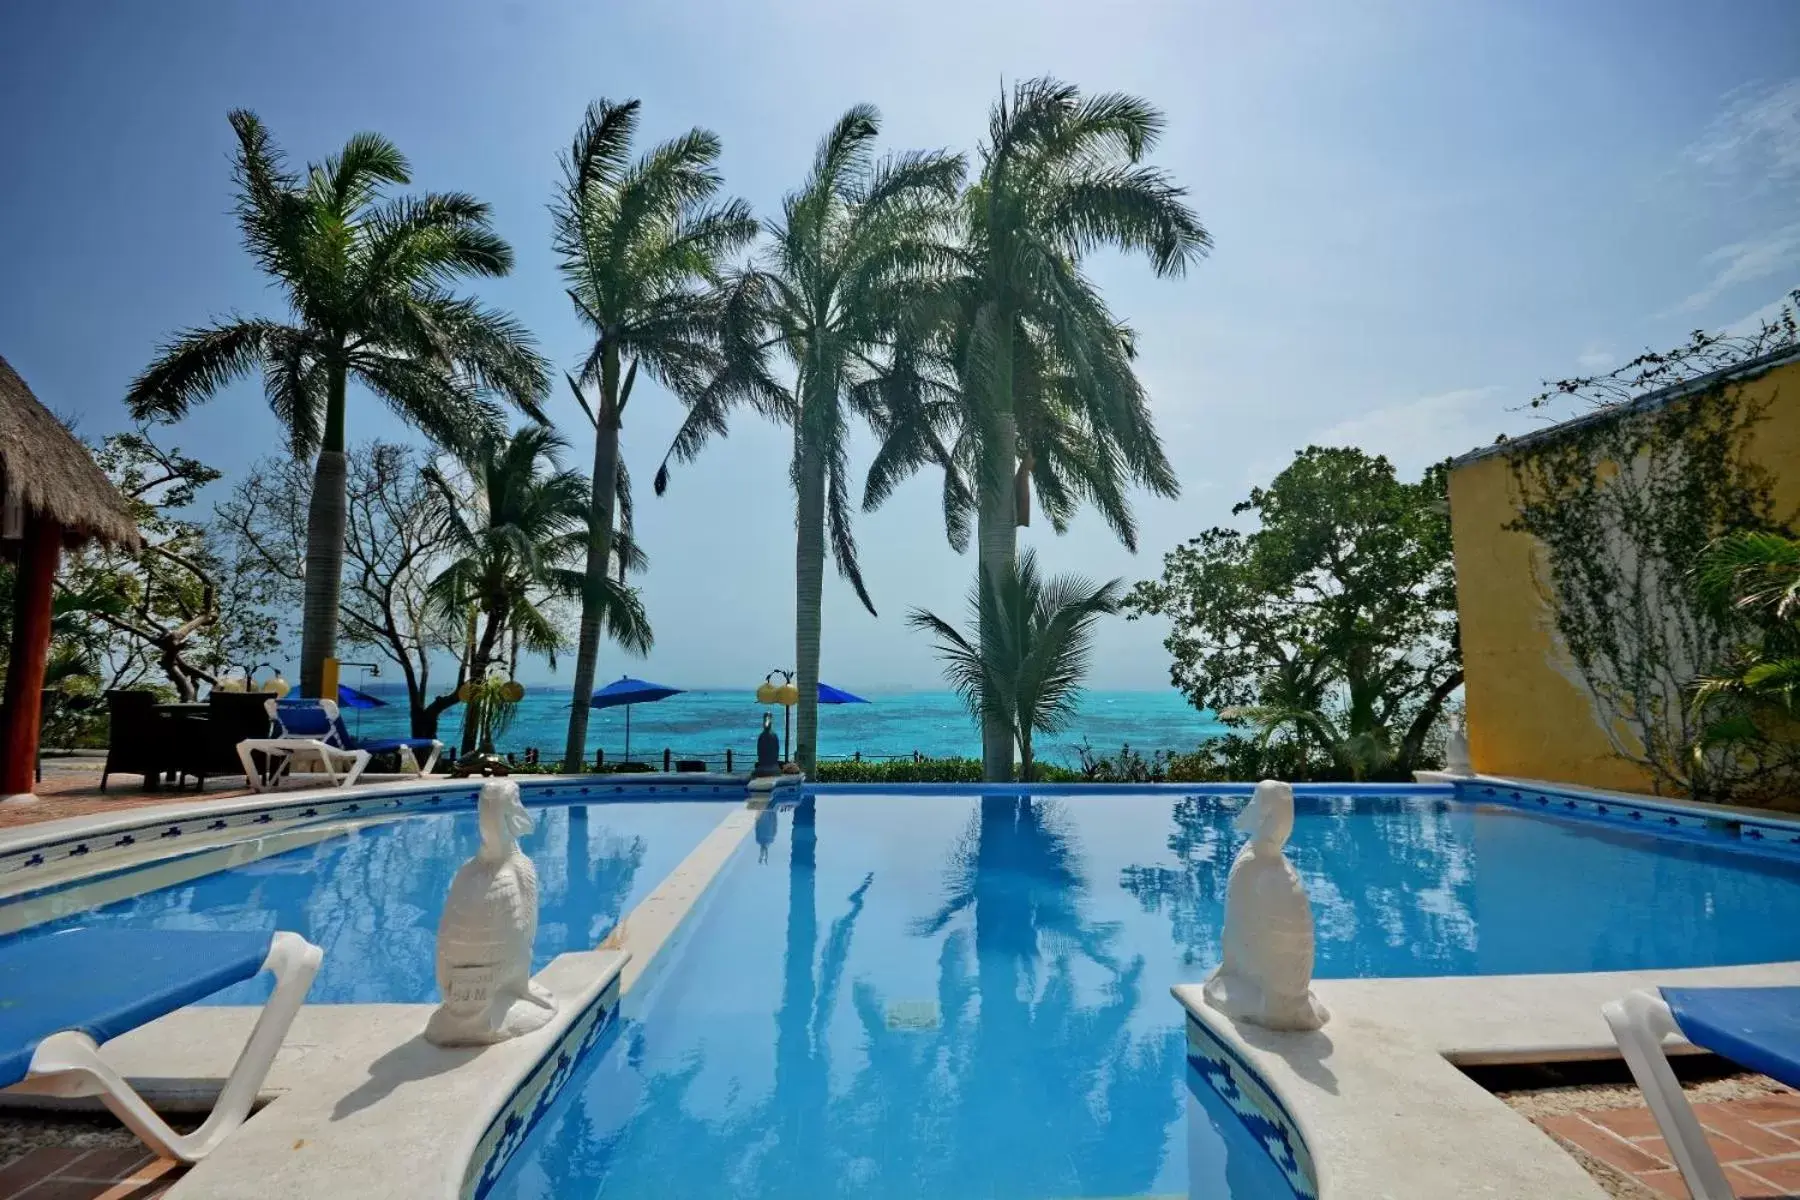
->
[0,928,273,1088]
[271,701,334,739]
[1662,986,1800,1091]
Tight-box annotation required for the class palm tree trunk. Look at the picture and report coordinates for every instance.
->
[461,613,505,756]
[561,346,622,771]
[976,412,1018,782]
[1019,727,1034,783]
[794,438,827,774]
[299,363,349,698]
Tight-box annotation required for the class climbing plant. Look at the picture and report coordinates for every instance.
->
[1507,290,1798,802]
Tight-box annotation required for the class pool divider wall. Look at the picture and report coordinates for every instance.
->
[462,967,624,1200]
[1183,1006,1319,1200]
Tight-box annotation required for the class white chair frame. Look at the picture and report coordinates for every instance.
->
[8,931,323,1163]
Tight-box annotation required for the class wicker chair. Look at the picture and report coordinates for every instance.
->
[100,690,171,791]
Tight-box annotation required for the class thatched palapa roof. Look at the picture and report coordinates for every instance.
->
[0,353,140,549]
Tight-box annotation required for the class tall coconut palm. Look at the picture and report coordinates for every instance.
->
[872,79,1208,779]
[553,98,758,770]
[908,549,1122,781]
[653,107,964,772]
[127,111,549,698]
[425,426,650,754]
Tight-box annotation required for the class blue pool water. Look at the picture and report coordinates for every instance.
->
[11,801,734,1004]
[488,791,1800,1200]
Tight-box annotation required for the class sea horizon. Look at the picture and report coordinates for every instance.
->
[338,682,1227,768]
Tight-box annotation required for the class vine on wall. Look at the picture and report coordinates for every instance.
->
[1505,291,1798,802]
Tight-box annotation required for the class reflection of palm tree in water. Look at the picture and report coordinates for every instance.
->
[898,795,1178,1198]
[517,796,1180,1198]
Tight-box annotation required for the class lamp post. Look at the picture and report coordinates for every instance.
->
[758,669,800,765]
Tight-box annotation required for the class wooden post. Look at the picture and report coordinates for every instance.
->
[1,518,62,797]
[725,748,733,773]
[662,747,671,773]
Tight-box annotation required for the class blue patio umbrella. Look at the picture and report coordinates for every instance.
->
[335,683,386,737]
[817,682,869,704]
[589,676,685,762]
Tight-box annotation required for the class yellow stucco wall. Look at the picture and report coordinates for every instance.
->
[1448,356,1800,796]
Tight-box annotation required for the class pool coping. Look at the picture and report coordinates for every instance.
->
[1176,959,1800,1200]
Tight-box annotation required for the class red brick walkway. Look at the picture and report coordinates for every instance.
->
[1537,1090,1800,1197]
[1,758,257,831]
[0,1146,183,1199]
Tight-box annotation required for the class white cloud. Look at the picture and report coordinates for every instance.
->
[1686,76,1800,186]
[1310,386,1511,476]
[1576,346,1615,372]
[1666,222,1800,315]
[1721,288,1799,337]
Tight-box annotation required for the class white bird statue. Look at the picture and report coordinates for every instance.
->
[424,778,557,1046]
[1203,779,1329,1032]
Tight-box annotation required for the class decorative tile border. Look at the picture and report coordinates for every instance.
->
[463,972,623,1200]
[1455,778,1800,856]
[1186,1014,1318,1200]
[0,776,754,893]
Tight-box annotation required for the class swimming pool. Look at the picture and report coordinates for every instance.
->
[5,800,735,1004]
[486,789,1800,1200]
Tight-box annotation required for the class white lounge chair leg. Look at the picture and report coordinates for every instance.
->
[236,742,267,793]
[340,749,372,787]
[420,742,442,775]
[25,932,322,1163]
[1603,990,1734,1200]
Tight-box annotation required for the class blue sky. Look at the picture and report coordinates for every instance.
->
[2,0,1796,691]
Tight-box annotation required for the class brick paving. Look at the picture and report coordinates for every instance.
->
[0,1146,183,1199]
[0,758,258,831]
[1536,1088,1800,1197]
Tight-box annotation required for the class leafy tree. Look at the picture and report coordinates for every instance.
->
[909,548,1122,781]
[1124,446,1460,780]
[60,430,281,700]
[426,427,650,754]
[552,98,756,770]
[870,78,1208,780]
[656,106,963,771]
[127,110,549,699]
[217,441,466,737]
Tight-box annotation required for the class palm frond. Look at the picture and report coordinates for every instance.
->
[126,319,291,423]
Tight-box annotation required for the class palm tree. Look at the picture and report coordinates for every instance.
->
[553,98,758,771]
[654,106,963,772]
[908,549,1122,780]
[1691,530,1800,745]
[871,79,1208,780]
[127,111,550,698]
[425,426,650,754]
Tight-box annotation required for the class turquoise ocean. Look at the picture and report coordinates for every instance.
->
[340,683,1226,768]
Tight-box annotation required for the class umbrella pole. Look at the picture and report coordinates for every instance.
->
[625,705,632,764]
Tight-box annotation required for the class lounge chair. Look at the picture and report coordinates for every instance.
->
[0,927,322,1162]
[1603,986,1800,1200]
[237,698,443,791]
